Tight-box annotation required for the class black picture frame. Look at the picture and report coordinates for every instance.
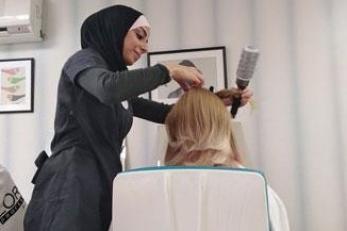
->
[0,58,35,113]
[147,46,227,102]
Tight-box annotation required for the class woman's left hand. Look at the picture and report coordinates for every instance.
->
[215,87,253,106]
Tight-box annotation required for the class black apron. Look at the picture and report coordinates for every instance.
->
[24,49,133,231]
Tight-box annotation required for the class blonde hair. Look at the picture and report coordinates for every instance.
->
[164,88,243,167]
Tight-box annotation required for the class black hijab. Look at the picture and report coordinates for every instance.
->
[81,5,142,72]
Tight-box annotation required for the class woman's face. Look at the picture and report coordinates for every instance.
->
[122,26,150,65]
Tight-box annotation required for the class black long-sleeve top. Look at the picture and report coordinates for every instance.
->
[50,48,173,190]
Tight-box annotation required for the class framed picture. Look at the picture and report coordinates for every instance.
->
[0,58,34,113]
[147,46,227,103]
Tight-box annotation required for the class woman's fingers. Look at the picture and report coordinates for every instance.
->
[182,66,204,86]
[240,88,253,106]
[179,81,191,91]
[241,88,253,106]
[215,87,253,106]
[162,63,204,89]
[241,88,253,98]
[175,66,204,87]
[190,68,204,86]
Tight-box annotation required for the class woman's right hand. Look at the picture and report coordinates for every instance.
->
[215,87,253,106]
[163,64,204,91]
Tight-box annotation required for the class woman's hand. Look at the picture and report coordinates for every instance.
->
[215,87,253,106]
[163,64,204,91]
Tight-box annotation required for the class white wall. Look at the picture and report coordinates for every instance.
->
[0,0,346,231]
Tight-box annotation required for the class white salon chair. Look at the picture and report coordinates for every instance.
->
[112,166,270,231]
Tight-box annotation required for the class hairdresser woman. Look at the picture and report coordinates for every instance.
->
[24,5,204,231]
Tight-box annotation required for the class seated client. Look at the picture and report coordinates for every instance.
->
[164,88,290,231]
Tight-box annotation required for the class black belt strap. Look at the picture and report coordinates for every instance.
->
[31,150,49,184]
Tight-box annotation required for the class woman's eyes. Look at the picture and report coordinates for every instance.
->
[136,33,144,40]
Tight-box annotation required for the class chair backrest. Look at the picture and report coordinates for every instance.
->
[113,166,270,231]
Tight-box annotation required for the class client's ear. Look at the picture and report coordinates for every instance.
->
[164,145,175,164]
